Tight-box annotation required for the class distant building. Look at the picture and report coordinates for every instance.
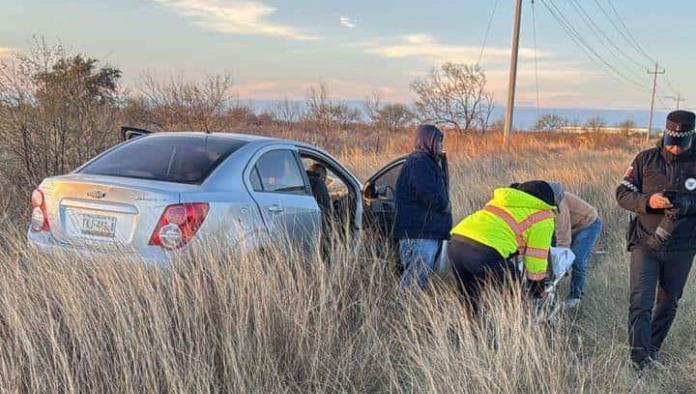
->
[559,126,650,134]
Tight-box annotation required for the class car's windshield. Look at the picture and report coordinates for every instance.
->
[80,134,247,184]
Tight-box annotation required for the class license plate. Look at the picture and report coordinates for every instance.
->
[80,214,117,238]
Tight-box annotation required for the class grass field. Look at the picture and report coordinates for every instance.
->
[1,132,695,393]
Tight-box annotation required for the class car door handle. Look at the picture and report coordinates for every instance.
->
[268,205,284,213]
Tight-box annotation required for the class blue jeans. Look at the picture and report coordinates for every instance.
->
[568,217,603,299]
[399,239,442,290]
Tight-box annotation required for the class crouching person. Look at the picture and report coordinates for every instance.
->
[551,183,602,309]
[394,124,452,290]
[448,181,557,309]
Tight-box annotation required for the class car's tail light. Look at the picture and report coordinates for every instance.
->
[30,189,50,232]
[149,203,209,249]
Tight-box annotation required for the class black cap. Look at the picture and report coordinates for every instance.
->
[510,180,555,207]
[664,110,695,147]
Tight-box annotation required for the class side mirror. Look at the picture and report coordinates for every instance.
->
[375,185,394,199]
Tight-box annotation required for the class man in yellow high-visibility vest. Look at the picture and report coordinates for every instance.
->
[448,180,559,307]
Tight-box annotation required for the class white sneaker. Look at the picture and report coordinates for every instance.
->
[563,298,581,310]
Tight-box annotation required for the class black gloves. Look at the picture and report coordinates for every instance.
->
[669,193,696,216]
[645,212,680,251]
[643,193,696,252]
[646,232,668,251]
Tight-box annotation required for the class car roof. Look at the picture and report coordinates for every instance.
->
[144,131,291,144]
[142,131,324,153]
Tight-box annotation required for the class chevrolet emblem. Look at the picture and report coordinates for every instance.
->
[87,190,106,199]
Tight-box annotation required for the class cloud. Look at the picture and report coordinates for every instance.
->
[339,16,356,29]
[150,0,316,40]
[234,79,405,101]
[358,34,545,63]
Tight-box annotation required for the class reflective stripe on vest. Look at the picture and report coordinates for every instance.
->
[483,205,552,259]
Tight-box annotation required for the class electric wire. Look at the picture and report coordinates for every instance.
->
[567,0,647,73]
[477,0,500,65]
[531,0,541,117]
[539,0,648,91]
[606,0,655,63]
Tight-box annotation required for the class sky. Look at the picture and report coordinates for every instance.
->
[0,0,694,112]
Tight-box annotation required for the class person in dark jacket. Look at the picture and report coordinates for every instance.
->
[616,110,696,371]
[394,124,452,289]
[307,163,332,257]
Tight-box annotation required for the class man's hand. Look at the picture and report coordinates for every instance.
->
[649,193,673,209]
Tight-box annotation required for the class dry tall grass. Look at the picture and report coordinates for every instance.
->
[1,134,695,393]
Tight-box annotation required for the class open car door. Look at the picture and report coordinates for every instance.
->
[363,156,406,242]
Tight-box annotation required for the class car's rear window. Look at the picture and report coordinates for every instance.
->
[80,134,248,184]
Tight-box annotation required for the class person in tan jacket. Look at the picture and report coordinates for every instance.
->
[551,184,602,308]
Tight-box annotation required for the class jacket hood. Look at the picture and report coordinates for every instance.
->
[414,124,443,158]
[547,181,565,206]
[491,187,555,211]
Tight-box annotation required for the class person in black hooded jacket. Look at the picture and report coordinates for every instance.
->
[394,124,452,289]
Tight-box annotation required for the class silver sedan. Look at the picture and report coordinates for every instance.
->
[27,130,408,265]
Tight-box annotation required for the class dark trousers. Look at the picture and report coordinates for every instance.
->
[628,246,694,364]
[448,236,519,309]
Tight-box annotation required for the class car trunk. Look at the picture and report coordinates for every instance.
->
[40,174,195,249]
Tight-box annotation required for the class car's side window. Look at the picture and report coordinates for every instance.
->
[253,150,309,195]
[372,162,404,199]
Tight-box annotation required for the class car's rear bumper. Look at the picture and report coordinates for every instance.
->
[26,230,181,266]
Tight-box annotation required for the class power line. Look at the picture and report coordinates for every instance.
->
[567,0,647,73]
[606,0,655,63]
[539,0,648,91]
[663,73,680,97]
[592,0,654,66]
[664,94,686,110]
[542,0,647,89]
[477,0,500,65]
[531,0,541,117]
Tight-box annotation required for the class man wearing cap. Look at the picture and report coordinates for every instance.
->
[616,110,696,371]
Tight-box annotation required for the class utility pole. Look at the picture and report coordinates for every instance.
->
[503,0,524,148]
[646,62,665,143]
[666,93,685,110]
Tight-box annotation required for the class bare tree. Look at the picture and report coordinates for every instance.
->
[617,119,637,135]
[0,38,122,190]
[379,104,414,132]
[329,103,360,131]
[533,114,569,132]
[411,63,495,133]
[273,96,302,129]
[585,116,607,133]
[364,91,382,127]
[227,101,258,127]
[304,83,359,132]
[126,72,236,132]
[305,83,332,132]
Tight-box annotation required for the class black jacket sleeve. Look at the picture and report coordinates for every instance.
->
[309,176,332,218]
[409,156,449,212]
[616,152,651,214]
